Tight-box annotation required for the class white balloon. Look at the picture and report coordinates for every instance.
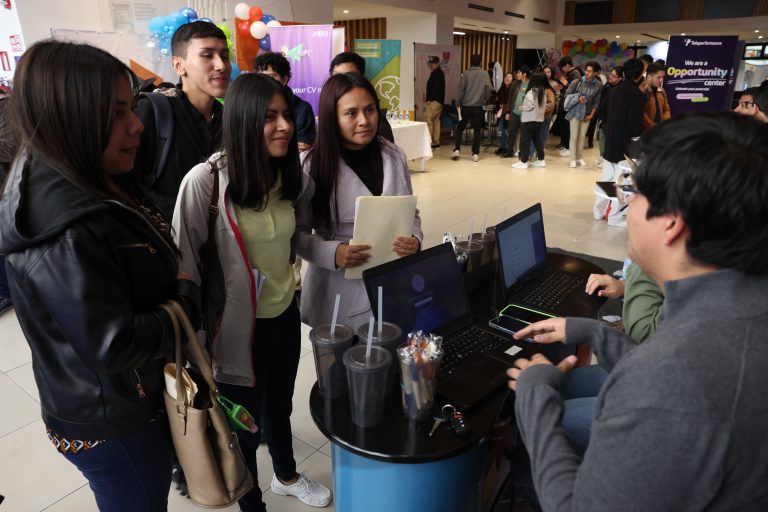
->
[250,21,268,39]
[266,20,282,28]
[234,2,250,20]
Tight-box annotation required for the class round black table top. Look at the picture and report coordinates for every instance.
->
[309,383,508,464]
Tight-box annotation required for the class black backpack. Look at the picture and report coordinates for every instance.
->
[139,91,174,188]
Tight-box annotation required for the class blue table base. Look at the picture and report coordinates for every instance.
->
[331,440,488,512]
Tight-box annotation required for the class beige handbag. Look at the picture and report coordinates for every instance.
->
[160,301,253,508]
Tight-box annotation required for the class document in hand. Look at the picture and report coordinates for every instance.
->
[345,195,418,279]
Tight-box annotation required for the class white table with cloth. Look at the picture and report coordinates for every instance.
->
[390,120,433,172]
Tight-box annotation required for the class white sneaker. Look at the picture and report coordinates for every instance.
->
[577,159,587,166]
[532,160,546,168]
[472,154,479,162]
[559,149,570,157]
[271,472,332,507]
[512,161,529,169]
[569,161,577,168]
[451,150,460,161]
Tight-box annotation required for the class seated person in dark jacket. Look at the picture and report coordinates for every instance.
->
[329,51,395,143]
[255,51,316,152]
[132,21,231,220]
[0,41,198,511]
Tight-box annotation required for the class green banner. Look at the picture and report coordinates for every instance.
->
[354,39,401,111]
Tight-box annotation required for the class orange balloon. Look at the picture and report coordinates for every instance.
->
[236,19,251,37]
[249,6,263,21]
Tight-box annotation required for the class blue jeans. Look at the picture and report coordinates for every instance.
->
[561,365,608,455]
[497,116,507,148]
[63,415,173,512]
[529,117,553,159]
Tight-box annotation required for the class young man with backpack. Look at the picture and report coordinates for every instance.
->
[133,21,231,220]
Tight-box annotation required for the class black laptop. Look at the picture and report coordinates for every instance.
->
[362,243,534,410]
[495,203,605,318]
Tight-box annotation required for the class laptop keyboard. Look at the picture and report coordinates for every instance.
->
[439,326,509,380]
[520,270,583,311]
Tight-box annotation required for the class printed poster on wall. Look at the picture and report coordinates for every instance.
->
[355,39,401,111]
[269,25,333,115]
[414,43,461,121]
[664,35,741,114]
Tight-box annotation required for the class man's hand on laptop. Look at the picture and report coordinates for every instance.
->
[585,273,625,298]
[506,353,578,391]
[513,317,567,344]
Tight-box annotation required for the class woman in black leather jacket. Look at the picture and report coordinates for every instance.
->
[0,41,197,511]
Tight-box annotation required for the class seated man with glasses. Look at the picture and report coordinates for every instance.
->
[507,112,768,512]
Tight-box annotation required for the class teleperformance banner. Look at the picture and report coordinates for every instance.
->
[269,25,333,115]
[664,35,741,114]
[414,43,461,121]
[355,39,401,111]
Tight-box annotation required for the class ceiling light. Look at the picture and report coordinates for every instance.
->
[615,35,620,38]
[755,30,760,33]
[636,40,640,43]
[681,33,686,36]
[342,9,349,14]
[504,30,508,34]
[760,35,764,39]
[453,31,466,35]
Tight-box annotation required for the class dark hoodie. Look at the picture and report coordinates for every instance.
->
[0,151,183,439]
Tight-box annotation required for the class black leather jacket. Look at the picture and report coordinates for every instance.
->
[0,152,186,439]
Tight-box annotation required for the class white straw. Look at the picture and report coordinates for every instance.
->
[365,316,375,363]
[377,286,383,335]
[331,294,341,336]
[482,212,488,234]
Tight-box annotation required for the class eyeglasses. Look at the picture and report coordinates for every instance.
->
[615,173,639,204]
[738,101,755,109]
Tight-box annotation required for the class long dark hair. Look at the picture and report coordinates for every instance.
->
[527,72,549,107]
[307,73,392,228]
[221,73,301,209]
[9,41,135,195]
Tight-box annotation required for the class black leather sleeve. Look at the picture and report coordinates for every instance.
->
[20,223,174,374]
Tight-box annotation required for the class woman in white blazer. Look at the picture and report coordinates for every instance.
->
[296,73,422,330]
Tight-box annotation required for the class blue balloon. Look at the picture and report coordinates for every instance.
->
[166,12,188,35]
[179,7,198,21]
[261,14,276,23]
[199,17,213,23]
[230,62,240,81]
[149,16,165,35]
[259,34,271,51]
[159,36,172,57]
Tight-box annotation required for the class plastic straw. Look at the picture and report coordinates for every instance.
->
[365,316,375,363]
[331,294,341,336]
[377,286,383,335]
[482,212,488,234]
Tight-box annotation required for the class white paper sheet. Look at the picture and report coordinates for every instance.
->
[345,195,418,279]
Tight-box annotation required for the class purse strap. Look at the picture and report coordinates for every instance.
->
[160,301,221,430]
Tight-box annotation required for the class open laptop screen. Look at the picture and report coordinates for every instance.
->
[496,204,548,292]
[363,243,472,337]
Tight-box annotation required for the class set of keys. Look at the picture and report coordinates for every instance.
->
[428,404,470,437]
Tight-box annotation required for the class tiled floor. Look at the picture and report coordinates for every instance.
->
[0,139,627,511]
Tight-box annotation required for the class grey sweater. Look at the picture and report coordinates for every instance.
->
[515,269,768,512]
[456,67,493,107]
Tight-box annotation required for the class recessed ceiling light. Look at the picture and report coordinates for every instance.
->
[636,40,640,43]
[760,35,764,39]
[453,31,466,36]
[681,33,686,36]
[616,35,620,38]
[342,9,349,14]
[755,30,760,33]
[504,30,508,34]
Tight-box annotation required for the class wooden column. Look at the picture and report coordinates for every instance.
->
[754,0,768,16]
[612,0,637,24]
[564,1,576,25]
[677,0,705,20]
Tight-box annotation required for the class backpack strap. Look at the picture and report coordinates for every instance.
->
[141,91,174,187]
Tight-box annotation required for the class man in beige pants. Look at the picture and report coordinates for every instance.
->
[424,56,445,148]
